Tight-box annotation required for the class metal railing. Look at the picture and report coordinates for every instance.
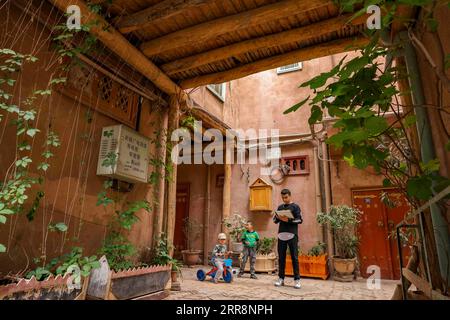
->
[396,185,450,300]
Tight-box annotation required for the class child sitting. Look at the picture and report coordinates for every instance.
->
[211,233,231,284]
[238,221,260,279]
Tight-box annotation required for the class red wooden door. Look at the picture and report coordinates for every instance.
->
[353,189,393,279]
[384,190,411,279]
[174,184,190,257]
[353,188,411,280]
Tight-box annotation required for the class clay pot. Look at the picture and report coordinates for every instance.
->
[171,270,178,283]
[332,256,357,281]
[181,250,201,266]
[231,242,244,253]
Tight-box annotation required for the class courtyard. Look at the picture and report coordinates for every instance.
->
[165,267,398,300]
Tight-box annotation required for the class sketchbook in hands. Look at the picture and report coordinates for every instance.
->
[274,209,294,219]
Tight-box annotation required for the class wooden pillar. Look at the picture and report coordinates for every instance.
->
[222,147,232,234]
[152,109,169,247]
[203,165,211,265]
[166,95,181,256]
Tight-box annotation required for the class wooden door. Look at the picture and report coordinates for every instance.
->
[174,184,190,258]
[384,190,411,279]
[353,189,393,279]
[353,188,411,280]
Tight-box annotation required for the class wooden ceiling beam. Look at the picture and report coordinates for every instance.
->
[140,0,334,57]
[161,13,368,76]
[179,37,369,89]
[47,0,187,101]
[114,0,212,34]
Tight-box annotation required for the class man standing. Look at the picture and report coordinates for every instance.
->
[273,189,303,289]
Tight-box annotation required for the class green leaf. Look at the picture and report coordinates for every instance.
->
[404,115,417,127]
[18,141,31,151]
[283,96,310,114]
[15,157,32,168]
[0,215,6,224]
[300,57,345,89]
[365,117,388,136]
[309,105,323,125]
[55,222,68,232]
[0,244,5,252]
[0,206,14,214]
[383,178,393,187]
[26,128,40,137]
[420,159,440,174]
[48,222,68,232]
[34,89,52,96]
[37,162,50,172]
[406,176,433,200]
[42,151,54,159]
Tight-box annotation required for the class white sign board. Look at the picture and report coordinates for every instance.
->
[96,125,149,183]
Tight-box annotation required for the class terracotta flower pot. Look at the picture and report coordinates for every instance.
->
[171,271,178,283]
[243,253,276,273]
[181,250,201,266]
[332,256,357,282]
[285,254,329,280]
[110,265,171,299]
[231,242,244,253]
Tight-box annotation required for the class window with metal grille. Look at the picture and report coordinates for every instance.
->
[207,83,226,101]
[280,155,309,175]
[59,64,139,128]
[277,62,303,74]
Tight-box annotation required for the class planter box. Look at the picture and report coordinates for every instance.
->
[243,253,276,274]
[109,265,170,300]
[0,274,88,300]
[285,254,329,280]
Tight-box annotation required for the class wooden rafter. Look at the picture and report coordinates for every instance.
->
[114,0,212,34]
[179,37,369,89]
[140,0,334,57]
[161,14,368,76]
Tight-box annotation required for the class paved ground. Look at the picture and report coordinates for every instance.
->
[165,266,398,300]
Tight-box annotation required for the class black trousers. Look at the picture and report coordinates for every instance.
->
[278,236,300,280]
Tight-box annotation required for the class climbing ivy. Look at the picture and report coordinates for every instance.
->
[0,49,63,253]
[97,179,151,270]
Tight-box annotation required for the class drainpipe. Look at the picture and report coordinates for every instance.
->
[313,147,324,243]
[399,31,450,285]
[203,165,211,265]
[321,139,334,261]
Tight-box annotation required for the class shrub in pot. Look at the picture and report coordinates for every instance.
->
[243,237,276,273]
[181,217,203,266]
[299,242,329,280]
[223,213,247,252]
[317,205,361,282]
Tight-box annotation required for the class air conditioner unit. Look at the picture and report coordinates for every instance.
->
[96,125,150,183]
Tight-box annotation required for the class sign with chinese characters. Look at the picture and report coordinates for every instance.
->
[97,125,149,183]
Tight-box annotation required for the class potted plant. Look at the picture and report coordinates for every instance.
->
[243,237,277,274]
[317,205,361,282]
[223,213,247,252]
[298,242,329,280]
[170,258,183,283]
[181,217,203,266]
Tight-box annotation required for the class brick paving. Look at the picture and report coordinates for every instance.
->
[164,266,398,300]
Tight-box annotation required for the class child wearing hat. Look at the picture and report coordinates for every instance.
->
[211,233,231,284]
